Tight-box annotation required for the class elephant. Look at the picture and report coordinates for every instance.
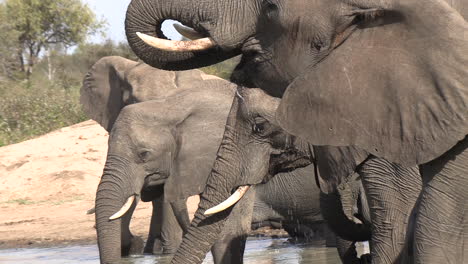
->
[124,0,467,263]
[82,57,371,264]
[81,56,241,263]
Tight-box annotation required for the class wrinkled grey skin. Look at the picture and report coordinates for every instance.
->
[125,0,466,263]
[252,166,369,254]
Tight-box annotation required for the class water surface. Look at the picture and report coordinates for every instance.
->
[0,238,343,264]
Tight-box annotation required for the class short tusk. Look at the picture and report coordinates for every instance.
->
[136,32,216,52]
[173,24,205,40]
[86,207,95,215]
[204,186,250,215]
[109,195,135,220]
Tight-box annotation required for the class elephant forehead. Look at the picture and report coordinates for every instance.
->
[128,125,175,150]
[239,88,280,122]
[125,64,178,101]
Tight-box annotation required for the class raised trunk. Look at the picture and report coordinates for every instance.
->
[125,0,238,70]
[95,156,135,264]
[170,122,242,263]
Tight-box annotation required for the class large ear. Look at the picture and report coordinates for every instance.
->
[80,56,138,131]
[277,0,468,166]
[148,82,237,203]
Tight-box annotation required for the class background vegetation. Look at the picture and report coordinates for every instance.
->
[0,0,236,147]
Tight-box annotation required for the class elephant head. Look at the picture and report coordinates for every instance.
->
[80,56,216,131]
[83,69,236,263]
[126,0,467,166]
[170,87,313,263]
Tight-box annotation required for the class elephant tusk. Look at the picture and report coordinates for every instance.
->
[173,24,205,40]
[86,207,96,215]
[136,32,216,52]
[204,186,250,215]
[109,195,135,220]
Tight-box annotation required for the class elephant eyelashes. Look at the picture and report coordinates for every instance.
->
[253,123,265,134]
[138,150,151,162]
[252,117,270,135]
[262,0,278,18]
[311,40,326,52]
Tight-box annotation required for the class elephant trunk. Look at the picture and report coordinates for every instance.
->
[95,156,137,264]
[125,0,238,71]
[171,129,242,264]
[319,178,371,242]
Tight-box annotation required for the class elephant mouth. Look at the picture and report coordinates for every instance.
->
[267,152,312,181]
[143,172,168,188]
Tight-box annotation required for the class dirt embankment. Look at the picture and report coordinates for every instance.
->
[0,120,156,249]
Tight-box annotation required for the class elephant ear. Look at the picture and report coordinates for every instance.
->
[163,82,237,203]
[80,56,138,131]
[277,0,468,166]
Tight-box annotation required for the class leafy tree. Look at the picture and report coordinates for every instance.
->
[0,5,22,81]
[3,0,105,78]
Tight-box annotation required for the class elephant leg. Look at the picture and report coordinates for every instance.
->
[360,157,422,264]
[211,187,255,264]
[161,200,183,254]
[171,198,192,233]
[144,199,164,254]
[121,199,144,256]
[415,137,468,264]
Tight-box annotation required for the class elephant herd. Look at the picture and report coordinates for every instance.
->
[83,0,467,263]
[82,56,367,263]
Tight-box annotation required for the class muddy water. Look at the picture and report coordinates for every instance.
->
[0,238,344,264]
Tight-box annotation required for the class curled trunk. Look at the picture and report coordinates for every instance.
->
[125,0,237,70]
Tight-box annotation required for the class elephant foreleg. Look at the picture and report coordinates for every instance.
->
[416,136,468,264]
[144,198,164,254]
[211,187,255,264]
[360,157,422,264]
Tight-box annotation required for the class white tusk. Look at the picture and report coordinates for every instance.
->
[109,195,135,220]
[86,207,96,215]
[136,32,216,52]
[173,24,204,40]
[204,186,250,215]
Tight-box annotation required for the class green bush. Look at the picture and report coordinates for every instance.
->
[0,81,87,147]
[0,40,138,147]
[0,42,241,147]
[200,56,240,80]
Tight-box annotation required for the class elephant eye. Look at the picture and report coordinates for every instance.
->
[138,150,151,162]
[253,123,265,134]
[253,117,270,135]
[311,36,329,52]
[262,0,278,17]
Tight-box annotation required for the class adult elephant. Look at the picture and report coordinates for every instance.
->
[125,1,467,263]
